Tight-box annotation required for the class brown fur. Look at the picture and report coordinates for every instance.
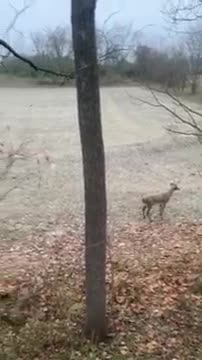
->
[142,182,180,222]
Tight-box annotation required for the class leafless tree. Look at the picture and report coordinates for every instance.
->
[0,0,33,65]
[96,23,133,66]
[31,26,72,59]
[184,21,202,93]
[165,0,202,23]
[31,26,73,82]
[133,43,189,90]
[31,32,46,56]
[126,1,202,142]
[130,0,202,139]
[46,27,72,58]
[71,0,107,341]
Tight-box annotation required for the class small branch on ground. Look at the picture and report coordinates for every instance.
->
[0,140,31,180]
[0,132,54,202]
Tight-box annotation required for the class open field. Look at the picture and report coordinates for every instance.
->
[0,85,202,239]
[0,85,202,359]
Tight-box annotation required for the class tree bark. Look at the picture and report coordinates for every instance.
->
[71,0,107,341]
[191,78,198,95]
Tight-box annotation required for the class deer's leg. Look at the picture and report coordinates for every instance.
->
[146,205,152,222]
[159,203,166,220]
[142,205,147,219]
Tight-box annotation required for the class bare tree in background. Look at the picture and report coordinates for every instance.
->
[128,1,202,142]
[71,0,107,341]
[31,26,73,82]
[96,23,133,66]
[165,0,202,22]
[185,21,202,94]
[31,27,73,60]
[0,0,33,65]
[133,44,188,91]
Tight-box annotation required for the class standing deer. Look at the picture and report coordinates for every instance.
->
[142,182,180,222]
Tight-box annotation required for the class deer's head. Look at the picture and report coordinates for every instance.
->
[170,182,180,191]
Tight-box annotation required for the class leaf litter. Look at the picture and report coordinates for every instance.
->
[0,220,201,359]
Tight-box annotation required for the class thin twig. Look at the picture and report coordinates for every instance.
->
[6,1,30,35]
[0,185,18,202]
[103,11,120,26]
[128,82,202,139]
[1,1,32,61]
[150,86,202,119]
[166,127,200,136]
[164,0,202,22]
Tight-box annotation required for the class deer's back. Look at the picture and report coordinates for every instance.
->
[142,191,170,205]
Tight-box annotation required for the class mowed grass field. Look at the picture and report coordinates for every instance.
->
[0,85,202,239]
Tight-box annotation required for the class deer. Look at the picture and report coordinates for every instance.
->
[142,182,180,222]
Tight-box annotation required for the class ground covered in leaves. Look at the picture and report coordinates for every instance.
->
[0,222,202,359]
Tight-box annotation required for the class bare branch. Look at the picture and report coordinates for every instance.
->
[0,0,33,62]
[128,82,202,141]
[163,89,202,117]
[0,36,134,81]
[0,132,54,203]
[166,127,200,136]
[0,137,30,202]
[5,1,30,35]
[164,0,202,23]
[127,91,161,108]
[144,86,202,133]
[0,39,75,80]
[103,11,120,27]
[0,140,31,180]
[0,8,143,83]
[0,185,18,202]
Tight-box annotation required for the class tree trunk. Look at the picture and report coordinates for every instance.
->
[191,79,197,95]
[71,0,107,341]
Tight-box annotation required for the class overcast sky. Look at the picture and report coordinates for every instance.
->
[0,0,167,50]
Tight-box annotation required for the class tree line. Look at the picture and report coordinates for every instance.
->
[1,21,202,93]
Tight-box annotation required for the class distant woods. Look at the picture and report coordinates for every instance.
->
[1,23,202,93]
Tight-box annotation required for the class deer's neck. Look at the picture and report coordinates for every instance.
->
[168,188,175,199]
